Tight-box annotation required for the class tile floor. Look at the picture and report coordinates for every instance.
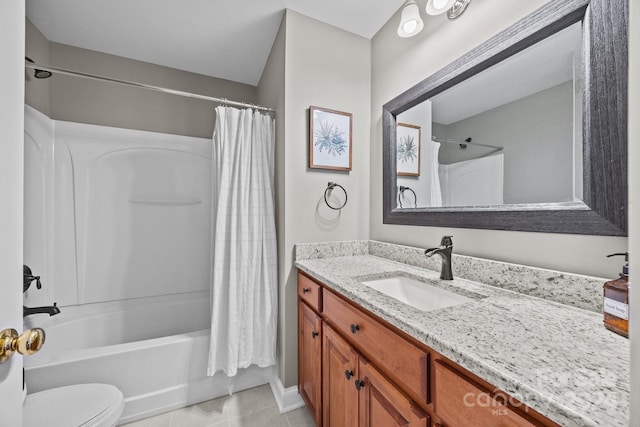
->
[122,385,315,427]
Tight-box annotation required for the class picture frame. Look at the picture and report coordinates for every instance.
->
[309,106,352,171]
[396,123,421,176]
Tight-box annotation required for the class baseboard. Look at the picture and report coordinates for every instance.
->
[118,365,273,425]
[269,374,305,414]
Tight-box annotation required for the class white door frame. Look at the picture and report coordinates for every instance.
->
[0,1,26,424]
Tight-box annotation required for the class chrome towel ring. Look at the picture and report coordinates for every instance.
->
[324,182,348,210]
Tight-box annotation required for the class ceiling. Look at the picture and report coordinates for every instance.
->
[430,21,582,125]
[26,0,405,86]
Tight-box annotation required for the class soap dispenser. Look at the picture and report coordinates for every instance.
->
[603,252,629,338]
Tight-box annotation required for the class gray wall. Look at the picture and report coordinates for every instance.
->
[437,81,574,204]
[397,101,433,208]
[25,19,49,115]
[25,19,258,139]
[263,10,371,388]
[370,0,626,279]
[257,17,288,389]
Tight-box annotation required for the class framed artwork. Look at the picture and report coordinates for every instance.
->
[396,123,421,176]
[309,106,352,171]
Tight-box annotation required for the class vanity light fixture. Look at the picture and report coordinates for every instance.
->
[399,0,472,38]
[397,0,424,38]
[444,0,472,20]
[425,0,457,16]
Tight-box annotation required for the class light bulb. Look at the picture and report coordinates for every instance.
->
[426,0,456,15]
[403,20,418,34]
[397,0,424,38]
[432,0,449,9]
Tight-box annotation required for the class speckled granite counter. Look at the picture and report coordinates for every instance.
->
[294,240,630,427]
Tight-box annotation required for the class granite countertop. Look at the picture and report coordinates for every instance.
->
[294,241,630,427]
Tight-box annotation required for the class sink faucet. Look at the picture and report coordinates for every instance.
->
[425,236,454,280]
[24,303,60,317]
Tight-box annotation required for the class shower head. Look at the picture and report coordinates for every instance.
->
[25,57,53,79]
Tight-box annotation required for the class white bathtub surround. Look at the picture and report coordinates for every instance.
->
[23,105,212,308]
[22,106,278,423]
[294,240,630,426]
[208,106,277,377]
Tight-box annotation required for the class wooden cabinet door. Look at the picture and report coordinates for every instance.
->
[299,301,322,426]
[434,361,539,427]
[358,360,429,427]
[323,324,359,427]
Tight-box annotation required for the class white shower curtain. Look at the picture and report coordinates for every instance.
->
[430,141,443,207]
[207,106,277,377]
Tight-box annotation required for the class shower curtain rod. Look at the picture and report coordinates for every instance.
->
[432,136,503,151]
[25,61,275,112]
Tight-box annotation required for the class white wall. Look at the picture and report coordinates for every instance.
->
[629,0,639,424]
[370,0,627,279]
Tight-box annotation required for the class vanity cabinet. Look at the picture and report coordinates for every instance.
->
[298,279,322,426]
[323,323,429,427]
[322,325,358,427]
[434,361,538,427]
[297,271,558,427]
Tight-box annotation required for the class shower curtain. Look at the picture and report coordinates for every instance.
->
[207,106,277,377]
[430,141,443,207]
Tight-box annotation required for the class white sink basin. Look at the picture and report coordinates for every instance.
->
[361,276,474,312]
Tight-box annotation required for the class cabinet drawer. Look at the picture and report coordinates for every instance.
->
[323,289,429,404]
[298,272,322,313]
[434,361,538,427]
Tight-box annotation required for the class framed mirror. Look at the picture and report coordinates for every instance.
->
[382,0,627,236]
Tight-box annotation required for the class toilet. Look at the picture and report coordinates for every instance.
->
[24,383,124,427]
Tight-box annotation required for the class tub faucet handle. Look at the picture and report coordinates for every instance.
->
[23,264,42,293]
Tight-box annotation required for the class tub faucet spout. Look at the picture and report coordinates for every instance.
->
[24,302,60,317]
[425,236,454,280]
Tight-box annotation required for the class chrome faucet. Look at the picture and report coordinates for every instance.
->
[425,236,454,280]
[23,303,60,317]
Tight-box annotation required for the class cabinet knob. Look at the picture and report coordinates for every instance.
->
[345,370,354,380]
[350,324,360,334]
[354,379,365,390]
[311,331,319,338]
[302,288,311,294]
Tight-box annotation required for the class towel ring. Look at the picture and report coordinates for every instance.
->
[324,182,348,210]
[398,186,417,208]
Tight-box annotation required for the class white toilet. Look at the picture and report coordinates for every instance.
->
[24,383,124,427]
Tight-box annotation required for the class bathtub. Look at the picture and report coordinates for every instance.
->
[23,291,273,424]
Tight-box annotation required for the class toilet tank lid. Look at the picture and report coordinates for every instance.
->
[24,383,123,427]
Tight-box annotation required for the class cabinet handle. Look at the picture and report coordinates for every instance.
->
[345,370,354,380]
[354,379,365,390]
[350,324,360,334]
[302,288,311,294]
[311,331,319,338]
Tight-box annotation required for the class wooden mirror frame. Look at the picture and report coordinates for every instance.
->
[382,0,627,236]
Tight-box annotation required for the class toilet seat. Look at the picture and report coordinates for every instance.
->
[24,383,124,427]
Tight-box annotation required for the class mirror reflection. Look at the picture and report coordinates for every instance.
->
[396,21,583,209]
